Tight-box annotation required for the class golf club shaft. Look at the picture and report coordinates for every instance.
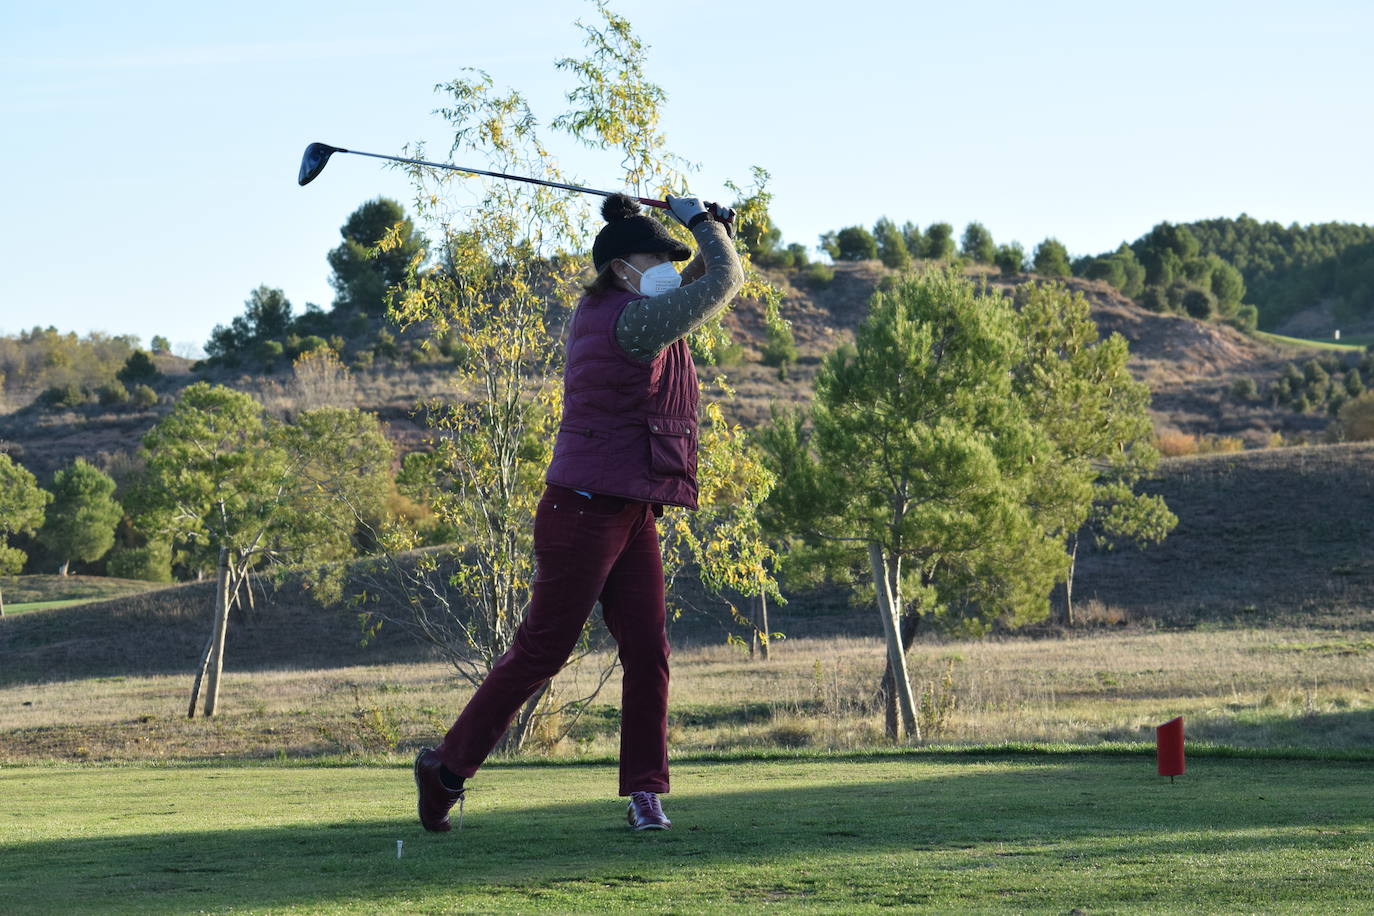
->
[338,148,669,210]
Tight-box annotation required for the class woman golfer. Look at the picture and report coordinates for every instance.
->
[414,191,743,832]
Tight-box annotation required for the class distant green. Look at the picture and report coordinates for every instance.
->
[1255,330,1370,352]
[0,599,85,616]
[3,755,1371,914]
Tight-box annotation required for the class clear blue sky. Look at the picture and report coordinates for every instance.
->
[3,0,1371,356]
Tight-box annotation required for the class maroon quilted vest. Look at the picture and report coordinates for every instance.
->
[545,288,700,509]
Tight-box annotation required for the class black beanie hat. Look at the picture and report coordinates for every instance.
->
[591,194,691,272]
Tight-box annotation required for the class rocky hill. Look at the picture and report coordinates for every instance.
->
[709,263,1346,446]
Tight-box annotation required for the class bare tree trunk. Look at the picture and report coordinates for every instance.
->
[754,592,770,660]
[0,582,6,617]
[202,548,233,717]
[879,611,922,739]
[58,560,69,577]
[497,679,552,754]
[748,596,757,659]
[1064,534,1079,627]
[186,634,215,718]
[869,542,918,742]
[880,666,897,739]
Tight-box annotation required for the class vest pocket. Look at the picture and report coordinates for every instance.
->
[557,422,610,441]
[646,415,694,477]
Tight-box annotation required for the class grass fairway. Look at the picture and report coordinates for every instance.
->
[0,599,89,616]
[0,575,168,618]
[1253,330,1370,352]
[3,754,1372,914]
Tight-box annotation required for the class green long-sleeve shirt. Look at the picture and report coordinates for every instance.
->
[613,219,745,360]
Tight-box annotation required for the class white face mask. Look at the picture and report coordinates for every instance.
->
[621,260,681,296]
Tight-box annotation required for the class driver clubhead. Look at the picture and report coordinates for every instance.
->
[298,142,345,186]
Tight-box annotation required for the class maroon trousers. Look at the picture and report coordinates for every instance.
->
[436,485,670,796]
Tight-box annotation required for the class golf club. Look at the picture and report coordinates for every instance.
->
[297,142,669,210]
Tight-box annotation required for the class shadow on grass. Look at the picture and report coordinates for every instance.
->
[2,756,1372,913]
[1188,705,1374,750]
[1075,706,1374,753]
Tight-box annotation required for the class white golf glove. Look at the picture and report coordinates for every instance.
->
[666,194,710,229]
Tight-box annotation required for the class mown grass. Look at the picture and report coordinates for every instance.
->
[2,755,1371,914]
[0,574,167,610]
[0,599,88,616]
[1254,330,1370,352]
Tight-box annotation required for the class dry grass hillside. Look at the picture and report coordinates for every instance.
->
[1,261,1347,477]
[708,264,1341,445]
[1074,442,1374,625]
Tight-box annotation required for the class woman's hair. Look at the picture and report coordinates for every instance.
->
[583,262,623,296]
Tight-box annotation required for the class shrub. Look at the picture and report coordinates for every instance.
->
[40,383,89,409]
[1198,435,1244,454]
[901,221,925,258]
[256,339,285,366]
[1229,377,1258,401]
[1138,286,1169,312]
[1345,369,1364,397]
[761,321,799,368]
[993,242,1025,276]
[756,246,794,269]
[1181,285,1217,319]
[873,218,910,270]
[785,243,810,269]
[1230,305,1259,332]
[373,328,400,360]
[106,540,173,583]
[1209,259,1246,306]
[97,382,130,406]
[1084,256,1126,288]
[805,263,835,287]
[818,232,839,259]
[704,337,744,366]
[960,222,996,264]
[116,350,160,385]
[1032,238,1071,277]
[834,226,878,261]
[924,222,956,260]
[1155,432,1199,457]
[345,312,371,338]
[293,335,330,357]
[1336,392,1374,441]
[130,384,159,408]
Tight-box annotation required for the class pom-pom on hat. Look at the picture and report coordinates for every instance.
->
[592,193,691,272]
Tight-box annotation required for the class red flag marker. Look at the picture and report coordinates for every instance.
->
[1157,716,1185,780]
